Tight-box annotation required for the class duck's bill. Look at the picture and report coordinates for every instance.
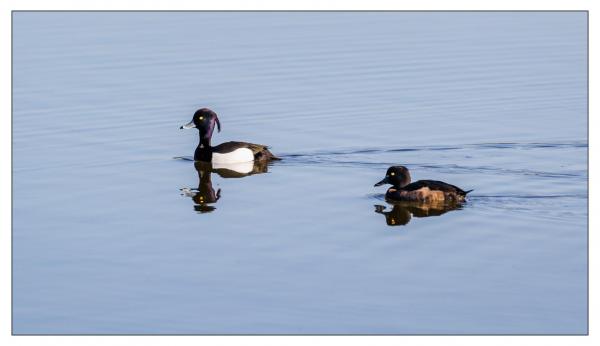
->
[180,120,196,129]
[374,176,390,187]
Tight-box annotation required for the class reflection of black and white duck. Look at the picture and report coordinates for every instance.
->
[180,161,269,213]
[374,166,472,203]
[181,108,280,163]
[180,163,221,213]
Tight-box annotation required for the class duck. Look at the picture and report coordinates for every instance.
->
[374,166,472,203]
[180,108,280,163]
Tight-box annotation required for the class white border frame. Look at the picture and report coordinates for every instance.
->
[1,1,595,345]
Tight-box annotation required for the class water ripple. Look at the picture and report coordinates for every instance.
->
[279,140,587,159]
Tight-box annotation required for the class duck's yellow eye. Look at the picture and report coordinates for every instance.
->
[390,172,395,176]
[199,116,204,120]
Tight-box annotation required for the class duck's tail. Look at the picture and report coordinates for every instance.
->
[462,189,474,196]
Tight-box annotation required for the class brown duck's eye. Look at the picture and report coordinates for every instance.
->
[390,172,395,176]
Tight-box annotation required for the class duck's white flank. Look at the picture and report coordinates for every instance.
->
[212,147,254,164]
[212,160,254,174]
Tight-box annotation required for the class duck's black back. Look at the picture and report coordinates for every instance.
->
[213,141,280,161]
[402,180,469,196]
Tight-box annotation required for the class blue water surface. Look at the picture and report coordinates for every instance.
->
[13,12,587,334]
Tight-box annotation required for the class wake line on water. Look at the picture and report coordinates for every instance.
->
[278,140,587,159]
[275,141,587,180]
[469,194,586,199]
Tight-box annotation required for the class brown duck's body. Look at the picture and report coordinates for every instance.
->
[385,180,470,203]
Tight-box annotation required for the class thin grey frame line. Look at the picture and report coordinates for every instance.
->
[11,10,590,12]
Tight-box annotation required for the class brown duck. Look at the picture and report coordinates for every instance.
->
[374,166,472,203]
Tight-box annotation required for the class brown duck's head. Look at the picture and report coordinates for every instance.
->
[374,166,411,188]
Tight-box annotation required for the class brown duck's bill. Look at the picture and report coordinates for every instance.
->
[374,176,390,187]
[180,120,196,129]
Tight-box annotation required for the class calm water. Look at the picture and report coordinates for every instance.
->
[13,12,587,334]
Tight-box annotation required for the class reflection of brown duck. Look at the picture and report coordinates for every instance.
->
[374,201,462,226]
[180,161,269,213]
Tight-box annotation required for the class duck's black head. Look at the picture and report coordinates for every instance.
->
[374,166,412,188]
[180,108,222,144]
